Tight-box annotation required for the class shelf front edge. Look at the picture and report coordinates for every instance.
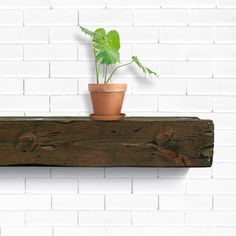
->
[0,117,214,167]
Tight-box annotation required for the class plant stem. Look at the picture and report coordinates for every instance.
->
[93,49,99,84]
[104,65,108,83]
[105,61,133,84]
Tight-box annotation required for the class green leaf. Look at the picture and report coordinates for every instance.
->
[80,26,120,65]
[95,44,120,64]
[132,56,158,78]
[107,30,120,51]
[93,28,106,42]
[80,26,95,38]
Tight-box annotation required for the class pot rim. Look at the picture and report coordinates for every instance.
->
[88,83,127,92]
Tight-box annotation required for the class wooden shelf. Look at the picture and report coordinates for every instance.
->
[0,117,214,167]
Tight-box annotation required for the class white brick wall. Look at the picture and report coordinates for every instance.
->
[0,0,235,235]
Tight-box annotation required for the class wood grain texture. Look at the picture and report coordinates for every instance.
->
[0,117,214,167]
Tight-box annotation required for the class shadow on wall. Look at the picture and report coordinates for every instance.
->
[103,167,190,178]
[0,167,190,178]
[158,168,189,178]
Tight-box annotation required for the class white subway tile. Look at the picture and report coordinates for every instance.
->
[54,226,106,236]
[159,195,212,210]
[50,27,81,43]
[189,44,236,60]
[133,179,185,194]
[159,95,212,112]
[215,227,236,236]
[54,227,106,236]
[1,226,52,236]
[0,212,24,225]
[0,167,50,177]
[0,79,23,94]
[214,97,236,112]
[51,167,104,177]
[187,211,236,226]
[108,226,160,236]
[52,194,104,210]
[123,95,158,112]
[25,111,78,116]
[111,26,158,43]
[213,163,236,178]
[135,9,188,26]
[160,27,214,43]
[133,211,185,225]
[79,9,133,26]
[216,27,236,42]
[0,95,49,111]
[214,195,236,209]
[133,79,186,95]
[105,167,158,177]
[134,44,187,60]
[159,168,212,178]
[0,27,48,43]
[25,79,77,95]
[106,194,158,210]
[77,44,93,60]
[187,179,236,194]
[160,226,213,236]
[188,79,236,95]
[0,61,49,77]
[190,9,236,25]
[51,95,91,112]
[51,61,94,77]
[79,178,131,194]
[159,168,189,178]
[214,146,236,162]
[26,178,78,193]
[0,10,22,26]
[186,168,213,178]
[0,111,24,116]
[51,26,158,43]
[215,130,236,146]
[79,211,131,225]
[24,44,77,60]
[160,61,213,78]
[0,178,25,193]
[162,0,216,8]
[52,0,105,8]
[218,0,236,7]
[0,45,22,60]
[214,62,236,77]
[192,112,236,129]
[107,0,161,8]
[0,0,50,9]
[24,10,78,26]
[26,211,77,226]
[0,194,51,210]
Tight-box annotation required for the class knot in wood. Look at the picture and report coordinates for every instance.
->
[156,130,173,147]
[17,131,37,152]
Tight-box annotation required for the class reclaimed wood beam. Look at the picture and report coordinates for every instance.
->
[0,117,214,167]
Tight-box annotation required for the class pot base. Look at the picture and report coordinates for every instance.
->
[89,113,125,121]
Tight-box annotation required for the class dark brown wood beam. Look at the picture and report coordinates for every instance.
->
[0,117,214,167]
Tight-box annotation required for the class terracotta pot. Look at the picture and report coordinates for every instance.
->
[88,83,127,116]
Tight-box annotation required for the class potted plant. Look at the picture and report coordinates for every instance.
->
[80,26,157,121]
